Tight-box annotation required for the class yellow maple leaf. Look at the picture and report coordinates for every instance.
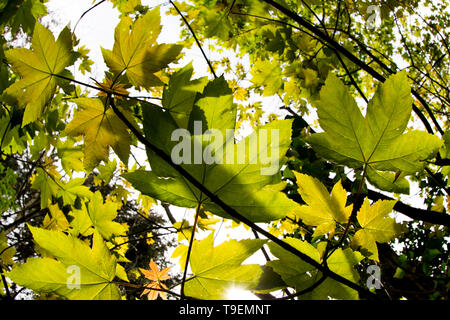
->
[63,98,132,170]
[4,24,75,125]
[292,172,353,237]
[351,198,402,261]
[101,8,182,89]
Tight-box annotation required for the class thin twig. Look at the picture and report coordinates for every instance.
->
[169,0,217,78]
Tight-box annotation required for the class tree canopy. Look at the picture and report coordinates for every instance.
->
[0,0,449,301]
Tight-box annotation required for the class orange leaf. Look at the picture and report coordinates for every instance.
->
[139,259,171,300]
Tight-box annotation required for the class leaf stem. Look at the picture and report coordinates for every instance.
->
[326,164,367,260]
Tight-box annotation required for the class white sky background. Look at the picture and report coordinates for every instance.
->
[39,0,446,300]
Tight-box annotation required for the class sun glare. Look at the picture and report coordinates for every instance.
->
[225,287,260,300]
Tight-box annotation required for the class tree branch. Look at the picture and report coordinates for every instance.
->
[260,0,442,135]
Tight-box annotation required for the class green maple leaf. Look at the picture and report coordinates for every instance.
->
[56,178,92,206]
[183,234,266,299]
[3,23,76,125]
[101,8,182,89]
[69,203,94,237]
[307,72,442,194]
[31,168,92,209]
[86,191,126,240]
[162,62,208,129]
[268,237,364,300]
[63,98,132,170]
[124,76,297,222]
[7,227,121,300]
[66,190,125,240]
[292,172,353,237]
[31,167,60,208]
[351,198,403,261]
[250,59,283,96]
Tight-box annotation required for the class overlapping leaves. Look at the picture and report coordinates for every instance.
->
[124,65,297,222]
[183,234,267,299]
[267,237,364,300]
[63,98,132,171]
[352,198,403,261]
[292,172,352,237]
[7,227,121,299]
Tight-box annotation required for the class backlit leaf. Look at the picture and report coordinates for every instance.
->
[184,234,266,299]
[63,98,131,170]
[307,72,442,193]
[7,227,120,299]
[351,198,403,261]
[292,172,352,236]
[101,8,182,89]
[3,23,75,125]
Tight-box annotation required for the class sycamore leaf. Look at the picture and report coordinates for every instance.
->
[292,172,352,236]
[56,178,92,206]
[87,191,126,240]
[366,166,410,194]
[352,198,403,261]
[3,23,76,125]
[139,259,171,300]
[31,168,92,208]
[69,203,94,237]
[268,237,364,300]
[6,0,47,35]
[96,159,118,185]
[171,244,188,271]
[250,59,283,96]
[63,98,131,170]
[31,167,60,208]
[184,234,266,299]
[307,72,442,193]
[7,227,120,300]
[124,76,297,223]
[162,62,208,129]
[101,8,182,89]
